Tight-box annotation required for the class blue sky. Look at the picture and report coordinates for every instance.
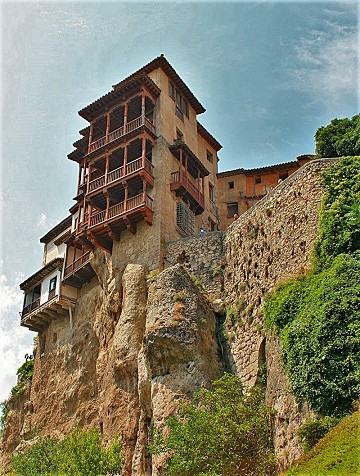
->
[0,0,358,401]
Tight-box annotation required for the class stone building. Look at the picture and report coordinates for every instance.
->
[217,154,315,229]
[19,55,313,330]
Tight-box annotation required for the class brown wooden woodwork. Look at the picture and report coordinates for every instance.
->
[87,232,112,254]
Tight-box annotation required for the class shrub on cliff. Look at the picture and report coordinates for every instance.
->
[151,373,276,476]
[11,428,123,476]
[265,157,360,417]
[11,359,34,396]
[285,410,359,475]
[315,114,360,158]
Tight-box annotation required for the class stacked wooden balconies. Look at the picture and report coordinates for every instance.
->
[67,75,159,260]
[169,139,209,214]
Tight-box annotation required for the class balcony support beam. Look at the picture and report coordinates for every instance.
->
[87,232,112,254]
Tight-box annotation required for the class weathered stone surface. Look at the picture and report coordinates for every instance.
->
[223,159,334,466]
[1,160,336,475]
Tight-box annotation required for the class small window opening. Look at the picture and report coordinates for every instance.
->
[227,202,238,218]
[255,177,261,184]
[228,181,234,189]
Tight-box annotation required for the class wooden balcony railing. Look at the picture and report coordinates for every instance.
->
[48,288,56,301]
[87,157,154,194]
[64,251,91,278]
[171,169,205,209]
[87,193,153,229]
[22,298,40,317]
[89,116,156,153]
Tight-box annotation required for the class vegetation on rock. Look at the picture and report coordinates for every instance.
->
[315,114,360,158]
[297,416,340,453]
[265,157,360,417]
[151,373,276,476]
[10,428,123,476]
[11,359,34,396]
[284,410,359,475]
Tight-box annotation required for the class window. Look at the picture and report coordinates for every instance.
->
[255,177,261,184]
[169,81,175,99]
[169,81,189,119]
[176,202,195,236]
[279,172,288,181]
[228,181,234,189]
[176,129,183,141]
[208,217,216,231]
[48,276,57,300]
[227,202,238,218]
[209,182,215,202]
[206,150,213,163]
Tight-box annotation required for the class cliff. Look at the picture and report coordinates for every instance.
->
[1,159,334,475]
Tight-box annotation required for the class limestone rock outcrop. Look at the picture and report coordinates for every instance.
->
[1,160,334,475]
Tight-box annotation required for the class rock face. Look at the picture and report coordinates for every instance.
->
[1,159,334,474]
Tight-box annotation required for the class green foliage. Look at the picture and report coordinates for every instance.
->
[11,360,34,396]
[265,157,360,417]
[285,411,359,476]
[297,416,340,453]
[266,254,360,416]
[312,156,360,269]
[146,268,160,282]
[0,401,9,436]
[151,373,276,476]
[189,273,204,291]
[174,290,185,302]
[314,114,360,158]
[11,428,123,476]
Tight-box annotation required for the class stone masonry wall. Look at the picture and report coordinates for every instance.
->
[164,231,225,301]
[223,158,336,469]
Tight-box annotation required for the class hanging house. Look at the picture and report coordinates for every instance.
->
[20,217,78,332]
[19,55,314,332]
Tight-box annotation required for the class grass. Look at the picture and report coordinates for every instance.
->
[284,410,359,476]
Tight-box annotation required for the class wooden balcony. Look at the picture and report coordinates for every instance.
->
[63,251,96,288]
[88,116,156,154]
[87,193,153,230]
[20,293,76,333]
[170,169,205,214]
[88,157,154,194]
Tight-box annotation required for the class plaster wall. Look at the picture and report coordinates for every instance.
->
[148,68,199,154]
[39,269,61,305]
[43,239,67,266]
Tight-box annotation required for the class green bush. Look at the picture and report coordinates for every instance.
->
[286,411,359,475]
[312,156,360,270]
[11,428,123,476]
[314,114,360,158]
[297,416,340,453]
[11,360,34,396]
[151,373,276,476]
[0,401,9,437]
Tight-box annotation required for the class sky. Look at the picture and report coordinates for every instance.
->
[0,0,358,402]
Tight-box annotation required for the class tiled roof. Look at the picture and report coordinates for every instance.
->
[197,122,222,151]
[20,258,64,291]
[79,73,161,121]
[113,55,205,115]
[40,216,72,244]
[217,161,299,178]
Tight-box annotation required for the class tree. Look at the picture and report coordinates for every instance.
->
[11,428,123,476]
[314,114,360,158]
[151,374,276,476]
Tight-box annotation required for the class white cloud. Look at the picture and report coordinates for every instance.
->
[37,213,47,227]
[290,23,358,107]
[0,274,33,402]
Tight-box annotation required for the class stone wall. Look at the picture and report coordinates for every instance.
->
[164,231,225,300]
[223,158,336,469]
